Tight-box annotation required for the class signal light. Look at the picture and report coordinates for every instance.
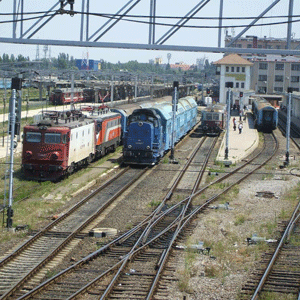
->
[206,88,210,95]
[239,92,243,97]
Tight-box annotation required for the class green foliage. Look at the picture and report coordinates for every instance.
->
[148,200,161,208]
[234,214,246,226]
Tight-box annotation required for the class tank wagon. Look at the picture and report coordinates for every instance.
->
[123,96,197,165]
[200,104,226,135]
[252,97,278,132]
[22,109,121,181]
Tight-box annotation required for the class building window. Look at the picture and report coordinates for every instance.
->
[275,63,284,70]
[236,82,239,88]
[247,44,252,48]
[292,64,300,71]
[241,82,245,88]
[291,76,300,82]
[226,66,229,72]
[231,66,234,72]
[236,67,240,72]
[258,87,267,94]
[274,87,283,92]
[242,67,245,72]
[259,63,268,70]
[237,44,242,48]
[275,75,283,82]
[293,88,299,92]
[258,75,267,81]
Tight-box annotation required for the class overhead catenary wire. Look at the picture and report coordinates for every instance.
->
[1,9,300,30]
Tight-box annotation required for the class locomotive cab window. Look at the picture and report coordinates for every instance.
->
[213,113,220,121]
[45,133,61,144]
[62,134,68,144]
[26,132,42,143]
[206,114,213,121]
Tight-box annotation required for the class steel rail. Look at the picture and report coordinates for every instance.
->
[99,136,213,299]
[251,201,300,300]
[146,136,218,299]
[1,168,147,300]
[0,167,130,268]
[19,135,213,300]
[19,133,278,300]
[70,132,277,300]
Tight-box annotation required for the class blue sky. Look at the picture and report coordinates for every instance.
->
[0,0,299,64]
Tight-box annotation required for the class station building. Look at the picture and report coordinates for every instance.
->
[213,54,253,106]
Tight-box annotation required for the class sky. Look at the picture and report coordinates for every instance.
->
[0,0,299,65]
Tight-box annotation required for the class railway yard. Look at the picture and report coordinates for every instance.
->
[1,100,300,300]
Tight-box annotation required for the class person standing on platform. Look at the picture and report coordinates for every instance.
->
[233,118,237,131]
[238,122,243,134]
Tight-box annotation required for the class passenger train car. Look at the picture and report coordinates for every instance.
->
[251,96,278,132]
[123,96,197,165]
[49,88,85,105]
[200,104,226,135]
[22,109,121,181]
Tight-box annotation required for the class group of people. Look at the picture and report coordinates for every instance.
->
[233,117,243,134]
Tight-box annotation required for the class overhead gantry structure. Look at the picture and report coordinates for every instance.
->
[0,0,299,56]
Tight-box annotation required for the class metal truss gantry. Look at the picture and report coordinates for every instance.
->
[1,0,299,56]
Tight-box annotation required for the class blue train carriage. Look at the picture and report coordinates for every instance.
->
[123,107,165,165]
[123,96,197,165]
[252,97,278,132]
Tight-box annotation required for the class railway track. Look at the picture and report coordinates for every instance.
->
[241,201,300,299]
[0,167,148,300]
[278,112,300,151]
[11,135,215,300]
[15,132,278,299]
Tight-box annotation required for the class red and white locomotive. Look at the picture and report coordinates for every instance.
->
[22,109,121,181]
[200,104,226,135]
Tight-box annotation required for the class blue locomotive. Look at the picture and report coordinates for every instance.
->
[123,96,197,165]
[252,97,278,132]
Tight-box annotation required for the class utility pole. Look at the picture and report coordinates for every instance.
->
[285,87,293,166]
[225,82,233,160]
[170,81,178,163]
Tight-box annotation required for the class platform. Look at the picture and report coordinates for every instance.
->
[216,112,259,164]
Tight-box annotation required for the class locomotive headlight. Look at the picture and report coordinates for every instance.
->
[51,152,59,160]
[128,145,132,149]
[146,146,150,149]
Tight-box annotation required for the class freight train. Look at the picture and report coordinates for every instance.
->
[251,96,278,132]
[123,96,197,165]
[200,104,226,135]
[22,109,121,181]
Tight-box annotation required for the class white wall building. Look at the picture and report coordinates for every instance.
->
[213,54,253,106]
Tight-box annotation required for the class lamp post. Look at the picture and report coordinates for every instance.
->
[225,82,233,160]
[285,87,293,166]
[170,81,178,163]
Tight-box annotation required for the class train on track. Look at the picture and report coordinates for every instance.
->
[21,97,175,181]
[123,96,197,165]
[251,96,278,132]
[200,104,226,135]
[22,108,122,181]
[49,88,85,105]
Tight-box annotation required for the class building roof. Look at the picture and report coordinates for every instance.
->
[213,54,253,66]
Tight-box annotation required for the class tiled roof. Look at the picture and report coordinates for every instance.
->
[213,54,253,66]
